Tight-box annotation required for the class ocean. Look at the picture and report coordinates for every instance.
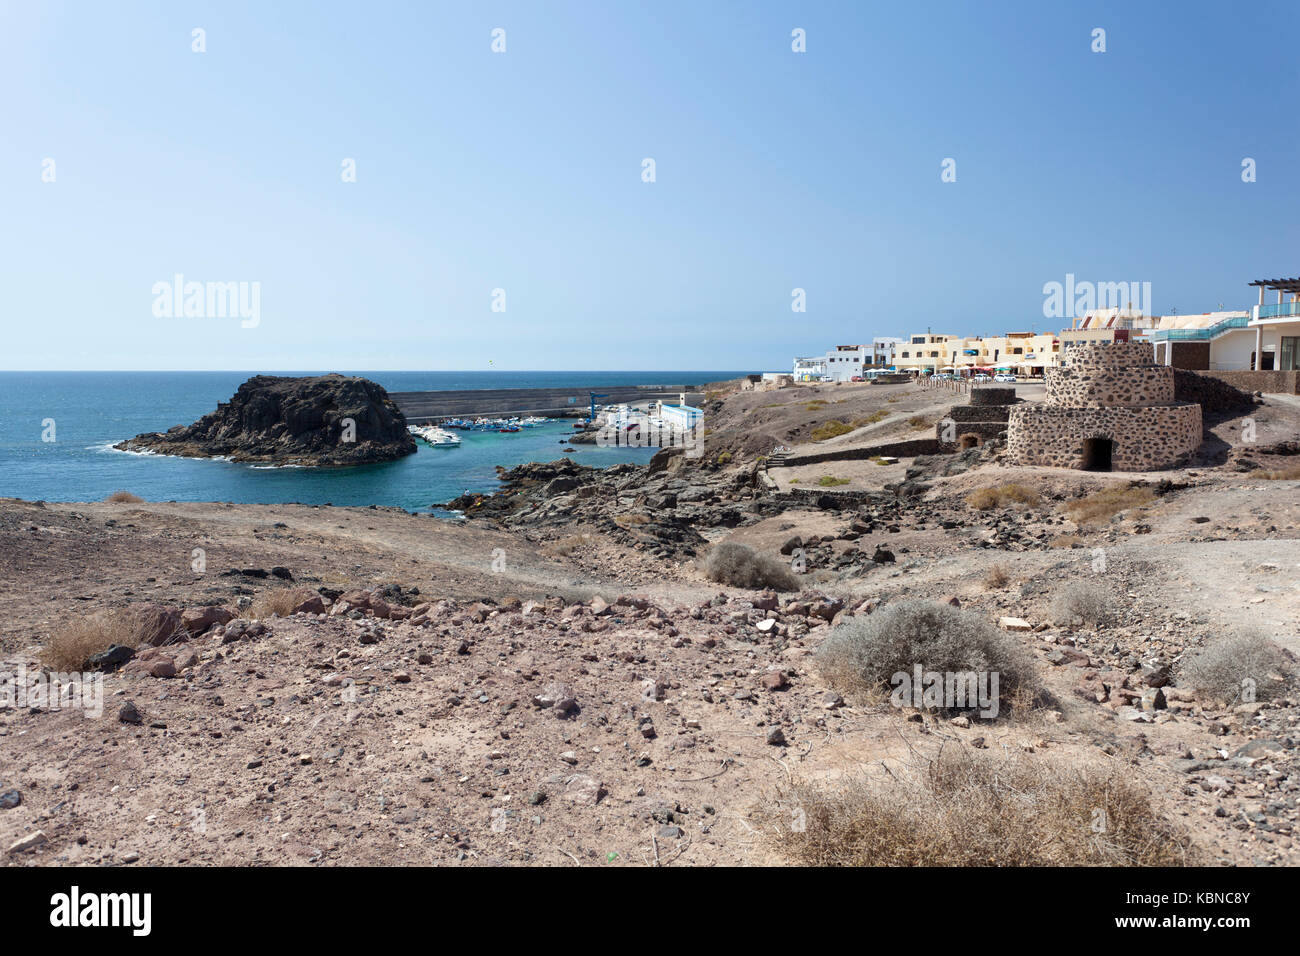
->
[0,371,742,511]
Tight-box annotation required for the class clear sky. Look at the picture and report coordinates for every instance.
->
[2,0,1297,371]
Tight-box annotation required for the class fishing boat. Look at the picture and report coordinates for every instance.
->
[408,424,461,447]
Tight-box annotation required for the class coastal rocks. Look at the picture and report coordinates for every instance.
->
[114,374,417,466]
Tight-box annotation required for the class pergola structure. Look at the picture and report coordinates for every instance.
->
[1249,277,1300,304]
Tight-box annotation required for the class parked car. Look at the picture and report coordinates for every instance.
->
[850,375,863,382]
[971,374,991,383]
[993,373,1017,383]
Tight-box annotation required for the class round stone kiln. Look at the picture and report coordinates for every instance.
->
[1005,341,1201,471]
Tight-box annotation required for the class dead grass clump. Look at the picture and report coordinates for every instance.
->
[851,410,889,427]
[703,541,799,591]
[248,587,317,620]
[1179,633,1294,705]
[772,749,1196,866]
[815,599,1039,713]
[548,533,593,556]
[40,609,146,671]
[613,513,651,528]
[906,415,930,429]
[1051,580,1114,627]
[1256,464,1300,480]
[104,490,144,503]
[984,563,1011,589]
[966,483,1040,510]
[810,420,853,441]
[1064,485,1155,524]
[1049,534,1084,548]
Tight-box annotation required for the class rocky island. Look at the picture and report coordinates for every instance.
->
[114,374,416,466]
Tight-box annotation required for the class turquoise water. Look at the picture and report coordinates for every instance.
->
[0,372,741,511]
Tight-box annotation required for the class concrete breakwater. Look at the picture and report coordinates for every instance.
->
[391,385,705,423]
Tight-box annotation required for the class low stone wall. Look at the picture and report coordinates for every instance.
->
[947,404,1010,424]
[1197,370,1300,395]
[937,420,1007,450]
[970,386,1015,406]
[773,437,940,468]
[1006,404,1201,470]
[1172,370,1256,412]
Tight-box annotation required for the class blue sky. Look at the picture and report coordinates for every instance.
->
[2,0,1297,371]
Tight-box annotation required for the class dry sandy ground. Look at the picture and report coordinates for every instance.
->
[2,385,1299,867]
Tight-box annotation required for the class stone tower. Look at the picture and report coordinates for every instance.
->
[1005,341,1201,471]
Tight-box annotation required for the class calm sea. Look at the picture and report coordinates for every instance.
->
[0,372,742,511]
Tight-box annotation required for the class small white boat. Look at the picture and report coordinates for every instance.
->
[408,424,461,447]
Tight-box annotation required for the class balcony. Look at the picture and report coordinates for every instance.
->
[1257,302,1300,320]
[1150,315,1249,341]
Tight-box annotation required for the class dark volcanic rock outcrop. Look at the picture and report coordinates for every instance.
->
[115,374,416,466]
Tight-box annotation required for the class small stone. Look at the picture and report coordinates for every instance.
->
[0,790,21,810]
[118,701,143,725]
[765,726,786,746]
[7,831,47,855]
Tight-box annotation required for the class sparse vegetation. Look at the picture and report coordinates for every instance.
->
[966,483,1041,510]
[773,749,1196,867]
[613,513,651,528]
[1064,485,1155,524]
[1049,534,1084,548]
[1256,464,1300,480]
[715,451,732,465]
[817,475,850,487]
[703,541,799,591]
[906,415,930,429]
[815,599,1039,712]
[40,609,148,670]
[547,533,594,556]
[1051,580,1113,627]
[851,410,889,427]
[1179,633,1294,704]
[811,420,853,441]
[984,563,1011,589]
[248,587,318,620]
[104,490,144,503]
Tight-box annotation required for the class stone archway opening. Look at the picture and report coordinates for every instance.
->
[1081,436,1113,472]
[958,433,981,450]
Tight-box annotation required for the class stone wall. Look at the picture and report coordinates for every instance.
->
[1169,341,1211,370]
[1005,404,1201,470]
[1197,370,1300,395]
[1171,369,1255,412]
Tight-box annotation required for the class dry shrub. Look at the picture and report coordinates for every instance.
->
[815,600,1039,714]
[1049,534,1084,548]
[613,513,651,528]
[772,748,1196,866]
[1052,580,1113,627]
[810,420,853,441]
[1179,633,1294,704]
[548,533,593,556]
[851,410,889,427]
[984,563,1011,589]
[249,587,317,619]
[966,483,1040,510]
[1064,485,1155,524]
[703,541,799,591]
[1256,464,1300,480]
[104,490,144,503]
[817,475,850,487]
[41,609,147,671]
[906,415,930,429]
